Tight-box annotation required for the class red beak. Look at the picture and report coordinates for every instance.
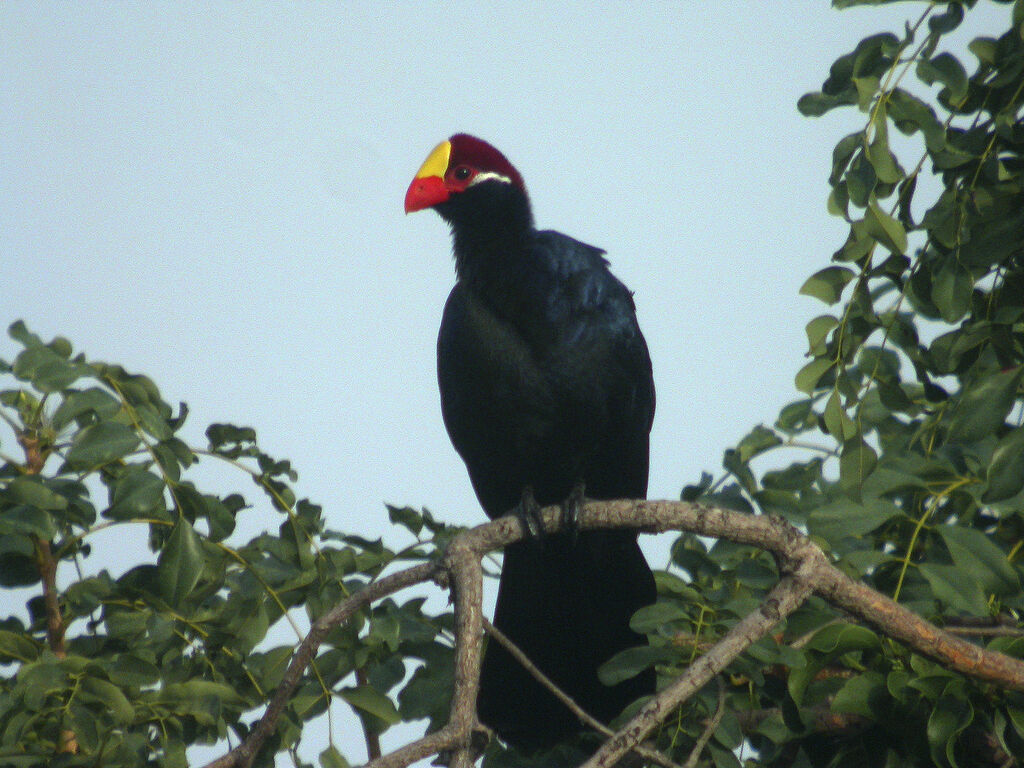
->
[404,175,449,213]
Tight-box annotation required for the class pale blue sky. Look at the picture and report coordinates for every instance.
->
[0,3,1010,764]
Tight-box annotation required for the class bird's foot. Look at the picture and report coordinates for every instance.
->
[513,485,545,542]
[560,481,586,544]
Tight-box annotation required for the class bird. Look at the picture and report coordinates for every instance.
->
[405,134,656,753]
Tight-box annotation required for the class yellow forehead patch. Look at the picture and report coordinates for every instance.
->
[414,140,452,180]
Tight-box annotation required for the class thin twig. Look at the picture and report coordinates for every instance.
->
[682,678,726,768]
[355,667,382,761]
[732,704,868,734]
[943,626,1024,638]
[483,618,608,734]
[360,726,460,768]
[483,619,682,768]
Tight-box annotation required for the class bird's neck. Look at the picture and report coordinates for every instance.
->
[449,190,535,308]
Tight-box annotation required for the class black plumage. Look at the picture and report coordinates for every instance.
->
[406,135,656,752]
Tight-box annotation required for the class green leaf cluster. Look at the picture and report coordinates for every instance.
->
[0,327,456,767]
[636,4,1024,766]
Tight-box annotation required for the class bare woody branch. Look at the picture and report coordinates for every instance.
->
[581,566,818,768]
[202,499,1024,768]
[593,500,1024,691]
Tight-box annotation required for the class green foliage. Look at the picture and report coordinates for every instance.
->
[643,2,1024,766]
[0,327,455,766]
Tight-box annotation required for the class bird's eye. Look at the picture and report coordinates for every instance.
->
[453,166,473,181]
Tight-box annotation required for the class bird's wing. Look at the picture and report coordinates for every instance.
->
[529,229,655,430]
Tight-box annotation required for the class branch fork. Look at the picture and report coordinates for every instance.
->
[202,500,1024,768]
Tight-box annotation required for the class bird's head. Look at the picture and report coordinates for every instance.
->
[404,134,527,219]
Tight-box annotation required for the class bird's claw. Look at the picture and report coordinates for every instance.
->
[560,481,586,544]
[514,485,545,542]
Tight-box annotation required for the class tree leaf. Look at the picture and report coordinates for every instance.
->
[804,623,880,655]
[80,676,135,725]
[0,630,40,663]
[51,387,121,430]
[108,653,161,688]
[928,3,963,35]
[946,367,1024,444]
[7,320,42,347]
[386,504,423,536]
[936,525,1019,596]
[339,685,400,725]
[795,358,834,396]
[839,437,878,489]
[4,477,68,511]
[157,517,204,607]
[830,132,863,185]
[865,199,908,253]
[926,689,973,767]
[69,701,100,753]
[846,152,877,207]
[320,746,350,768]
[969,37,999,67]
[809,497,897,542]
[823,390,857,440]
[1008,706,1024,740]
[867,112,904,183]
[800,266,856,305]
[599,645,676,686]
[737,425,782,462]
[134,402,173,441]
[853,75,881,111]
[832,672,886,718]
[984,426,1024,502]
[106,468,166,520]
[0,506,57,539]
[629,601,691,633]
[12,345,82,391]
[917,52,969,106]
[775,400,815,433]
[397,652,452,728]
[806,315,839,355]
[798,90,856,116]
[66,421,141,470]
[933,259,973,323]
[919,563,989,616]
[64,574,115,613]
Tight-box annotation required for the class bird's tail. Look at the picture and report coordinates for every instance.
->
[477,529,655,753]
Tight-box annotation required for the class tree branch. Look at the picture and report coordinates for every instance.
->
[438,533,486,768]
[200,562,439,768]
[20,430,75,755]
[682,678,725,768]
[583,500,1024,691]
[732,704,869,734]
[355,667,382,761]
[581,568,818,768]
[203,498,1024,768]
[814,563,1024,690]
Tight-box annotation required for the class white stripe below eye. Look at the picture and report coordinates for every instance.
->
[468,171,512,186]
